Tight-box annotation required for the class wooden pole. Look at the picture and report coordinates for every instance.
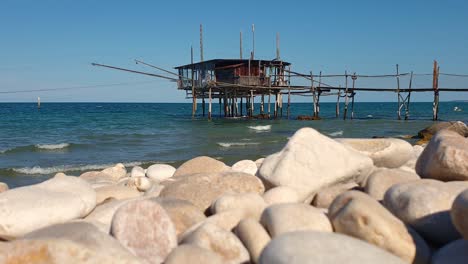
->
[208,87,212,120]
[276,32,280,60]
[351,73,356,119]
[219,96,222,117]
[240,31,243,59]
[396,64,401,120]
[250,90,254,117]
[310,71,317,117]
[405,71,413,120]
[287,69,291,118]
[260,94,264,114]
[432,60,440,121]
[268,91,271,117]
[336,87,341,118]
[279,93,283,117]
[252,24,255,59]
[200,24,204,62]
[274,92,278,118]
[191,45,196,118]
[240,96,243,116]
[202,92,205,117]
[317,71,322,118]
[343,71,349,120]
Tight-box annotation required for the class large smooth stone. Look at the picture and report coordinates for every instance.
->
[232,160,258,175]
[364,168,420,201]
[260,203,332,238]
[259,231,406,264]
[165,244,224,264]
[95,184,141,204]
[312,182,358,208]
[160,171,264,212]
[235,218,271,264]
[416,130,468,181]
[0,238,141,264]
[416,121,468,144]
[0,174,96,239]
[263,186,301,205]
[258,128,373,199]
[451,189,468,239]
[173,156,228,177]
[101,163,127,181]
[383,179,468,245]
[130,166,145,177]
[84,199,131,233]
[337,138,413,168]
[153,197,206,239]
[0,182,8,193]
[22,222,142,262]
[80,171,118,186]
[126,176,153,192]
[211,192,267,220]
[400,145,425,172]
[181,223,249,264]
[110,199,177,264]
[255,158,265,168]
[147,164,176,182]
[329,191,430,264]
[431,239,468,264]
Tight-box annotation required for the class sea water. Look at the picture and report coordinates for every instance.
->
[0,102,467,188]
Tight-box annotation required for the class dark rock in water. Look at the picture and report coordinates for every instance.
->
[254,113,271,119]
[297,115,321,120]
[416,121,468,145]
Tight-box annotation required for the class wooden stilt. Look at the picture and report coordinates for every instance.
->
[343,71,349,120]
[432,60,440,121]
[274,92,278,118]
[396,64,401,120]
[219,96,222,117]
[260,94,264,114]
[250,90,254,117]
[208,87,212,120]
[405,72,413,120]
[240,96,243,116]
[336,87,341,118]
[202,92,205,117]
[351,73,357,120]
[268,91,271,117]
[191,46,196,118]
[279,93,283,117]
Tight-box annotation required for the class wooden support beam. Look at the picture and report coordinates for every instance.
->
[336,87,341,118]
[343,71,349,120]
[405,72,413,120]
[432,60,440,121]
[351,73,357,119]
[202,92,205,117]
[208,87,212,120]
[396,64,401,120]
[191,46,196,118]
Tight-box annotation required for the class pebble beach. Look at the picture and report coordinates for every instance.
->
[0,120,467,263]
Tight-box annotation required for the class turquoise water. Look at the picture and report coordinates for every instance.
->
[0,102,467,188]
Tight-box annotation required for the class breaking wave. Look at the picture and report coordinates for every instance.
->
[12,161,145,175]
[328,130,344,137]
[217,142,260,148]
[35,143,70,150]
[247,125,271,131]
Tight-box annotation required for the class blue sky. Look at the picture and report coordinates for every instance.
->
[1,0,468,102]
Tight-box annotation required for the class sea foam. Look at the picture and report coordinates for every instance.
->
[217,142,260,148]
[328,130,344,137]
[248,125,271,131]
[13,161,144,175]
[35,143,70,150]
